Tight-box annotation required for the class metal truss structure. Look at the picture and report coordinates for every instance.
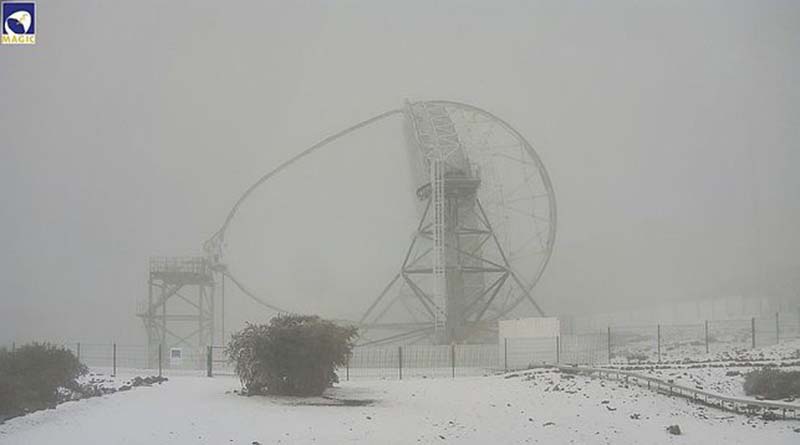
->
[154,99,557,349]
[138,257,215,366]
[358,102,555,345]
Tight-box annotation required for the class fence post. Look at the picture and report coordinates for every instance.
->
[346,354,350,382]
[112,343,117,377]
[751,317,756,349]
[776,312,780,344]
[556,336,560,364]
[504,337,508,371]
[77,342,81,362]
[704,321,709,354]
[657,325,661,363]
[607,326,612,363]
[451,344,455,379]
[158,344,163,378]
[398,346,402,380]
[206,346,213,377]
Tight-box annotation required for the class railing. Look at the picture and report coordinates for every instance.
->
[149,256,208,274]
[557,364,800,420]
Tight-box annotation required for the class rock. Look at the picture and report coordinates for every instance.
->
[761,411,779,421]
[666,425,682,435]
[600,400,610,404]
[630,413,640,420]
[365,416,372,420]
[252,441,261,445]
[725,370,740,377]
[543,422,555,427]
[606,406,617,411]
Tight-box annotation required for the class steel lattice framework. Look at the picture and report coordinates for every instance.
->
[144,100,555,349]
[358,101,556,345]
[138,257,215,367]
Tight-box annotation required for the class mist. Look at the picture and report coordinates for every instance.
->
[1,0,799,346]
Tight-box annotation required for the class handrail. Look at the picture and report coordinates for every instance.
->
[557,364,800,419]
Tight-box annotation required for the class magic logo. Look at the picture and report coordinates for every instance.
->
[2,2,35,45]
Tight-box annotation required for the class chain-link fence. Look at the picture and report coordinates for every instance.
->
[5,311,798,380]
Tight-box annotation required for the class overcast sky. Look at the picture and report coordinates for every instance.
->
[1,0,799,345]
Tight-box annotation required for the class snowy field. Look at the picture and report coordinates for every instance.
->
[605,339,800,404]
[1,366,799,444]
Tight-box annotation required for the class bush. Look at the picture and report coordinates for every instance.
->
[743,368,800,400]
[226,315,358,396]
[0,343,87,419]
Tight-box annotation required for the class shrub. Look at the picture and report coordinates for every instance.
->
[0,343,87,419]
[226,315,358,396]
[743,368,800,400]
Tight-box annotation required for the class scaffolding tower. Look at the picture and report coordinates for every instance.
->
[138,257,215,367]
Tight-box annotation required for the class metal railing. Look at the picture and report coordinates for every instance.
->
[557,364,800,420]
[149,256,209,274]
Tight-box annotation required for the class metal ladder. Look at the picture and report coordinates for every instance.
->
[430,156,447,334]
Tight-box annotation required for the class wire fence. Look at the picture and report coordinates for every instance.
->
[1,341,211,377]
[209,339,564,380]
[4,311,798,380]
[605,312,800,363]
[204,335,610,380]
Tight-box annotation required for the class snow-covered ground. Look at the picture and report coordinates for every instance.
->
[1,367,798,444]
[606,339,800,401]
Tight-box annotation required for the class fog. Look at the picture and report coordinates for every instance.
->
[1,0,799,345]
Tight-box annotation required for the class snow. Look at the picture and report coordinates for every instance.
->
[606,339,800,401]
[1,367,799,444]
[610,327,800,365]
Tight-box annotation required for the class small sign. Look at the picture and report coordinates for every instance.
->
[169,347,183,365]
